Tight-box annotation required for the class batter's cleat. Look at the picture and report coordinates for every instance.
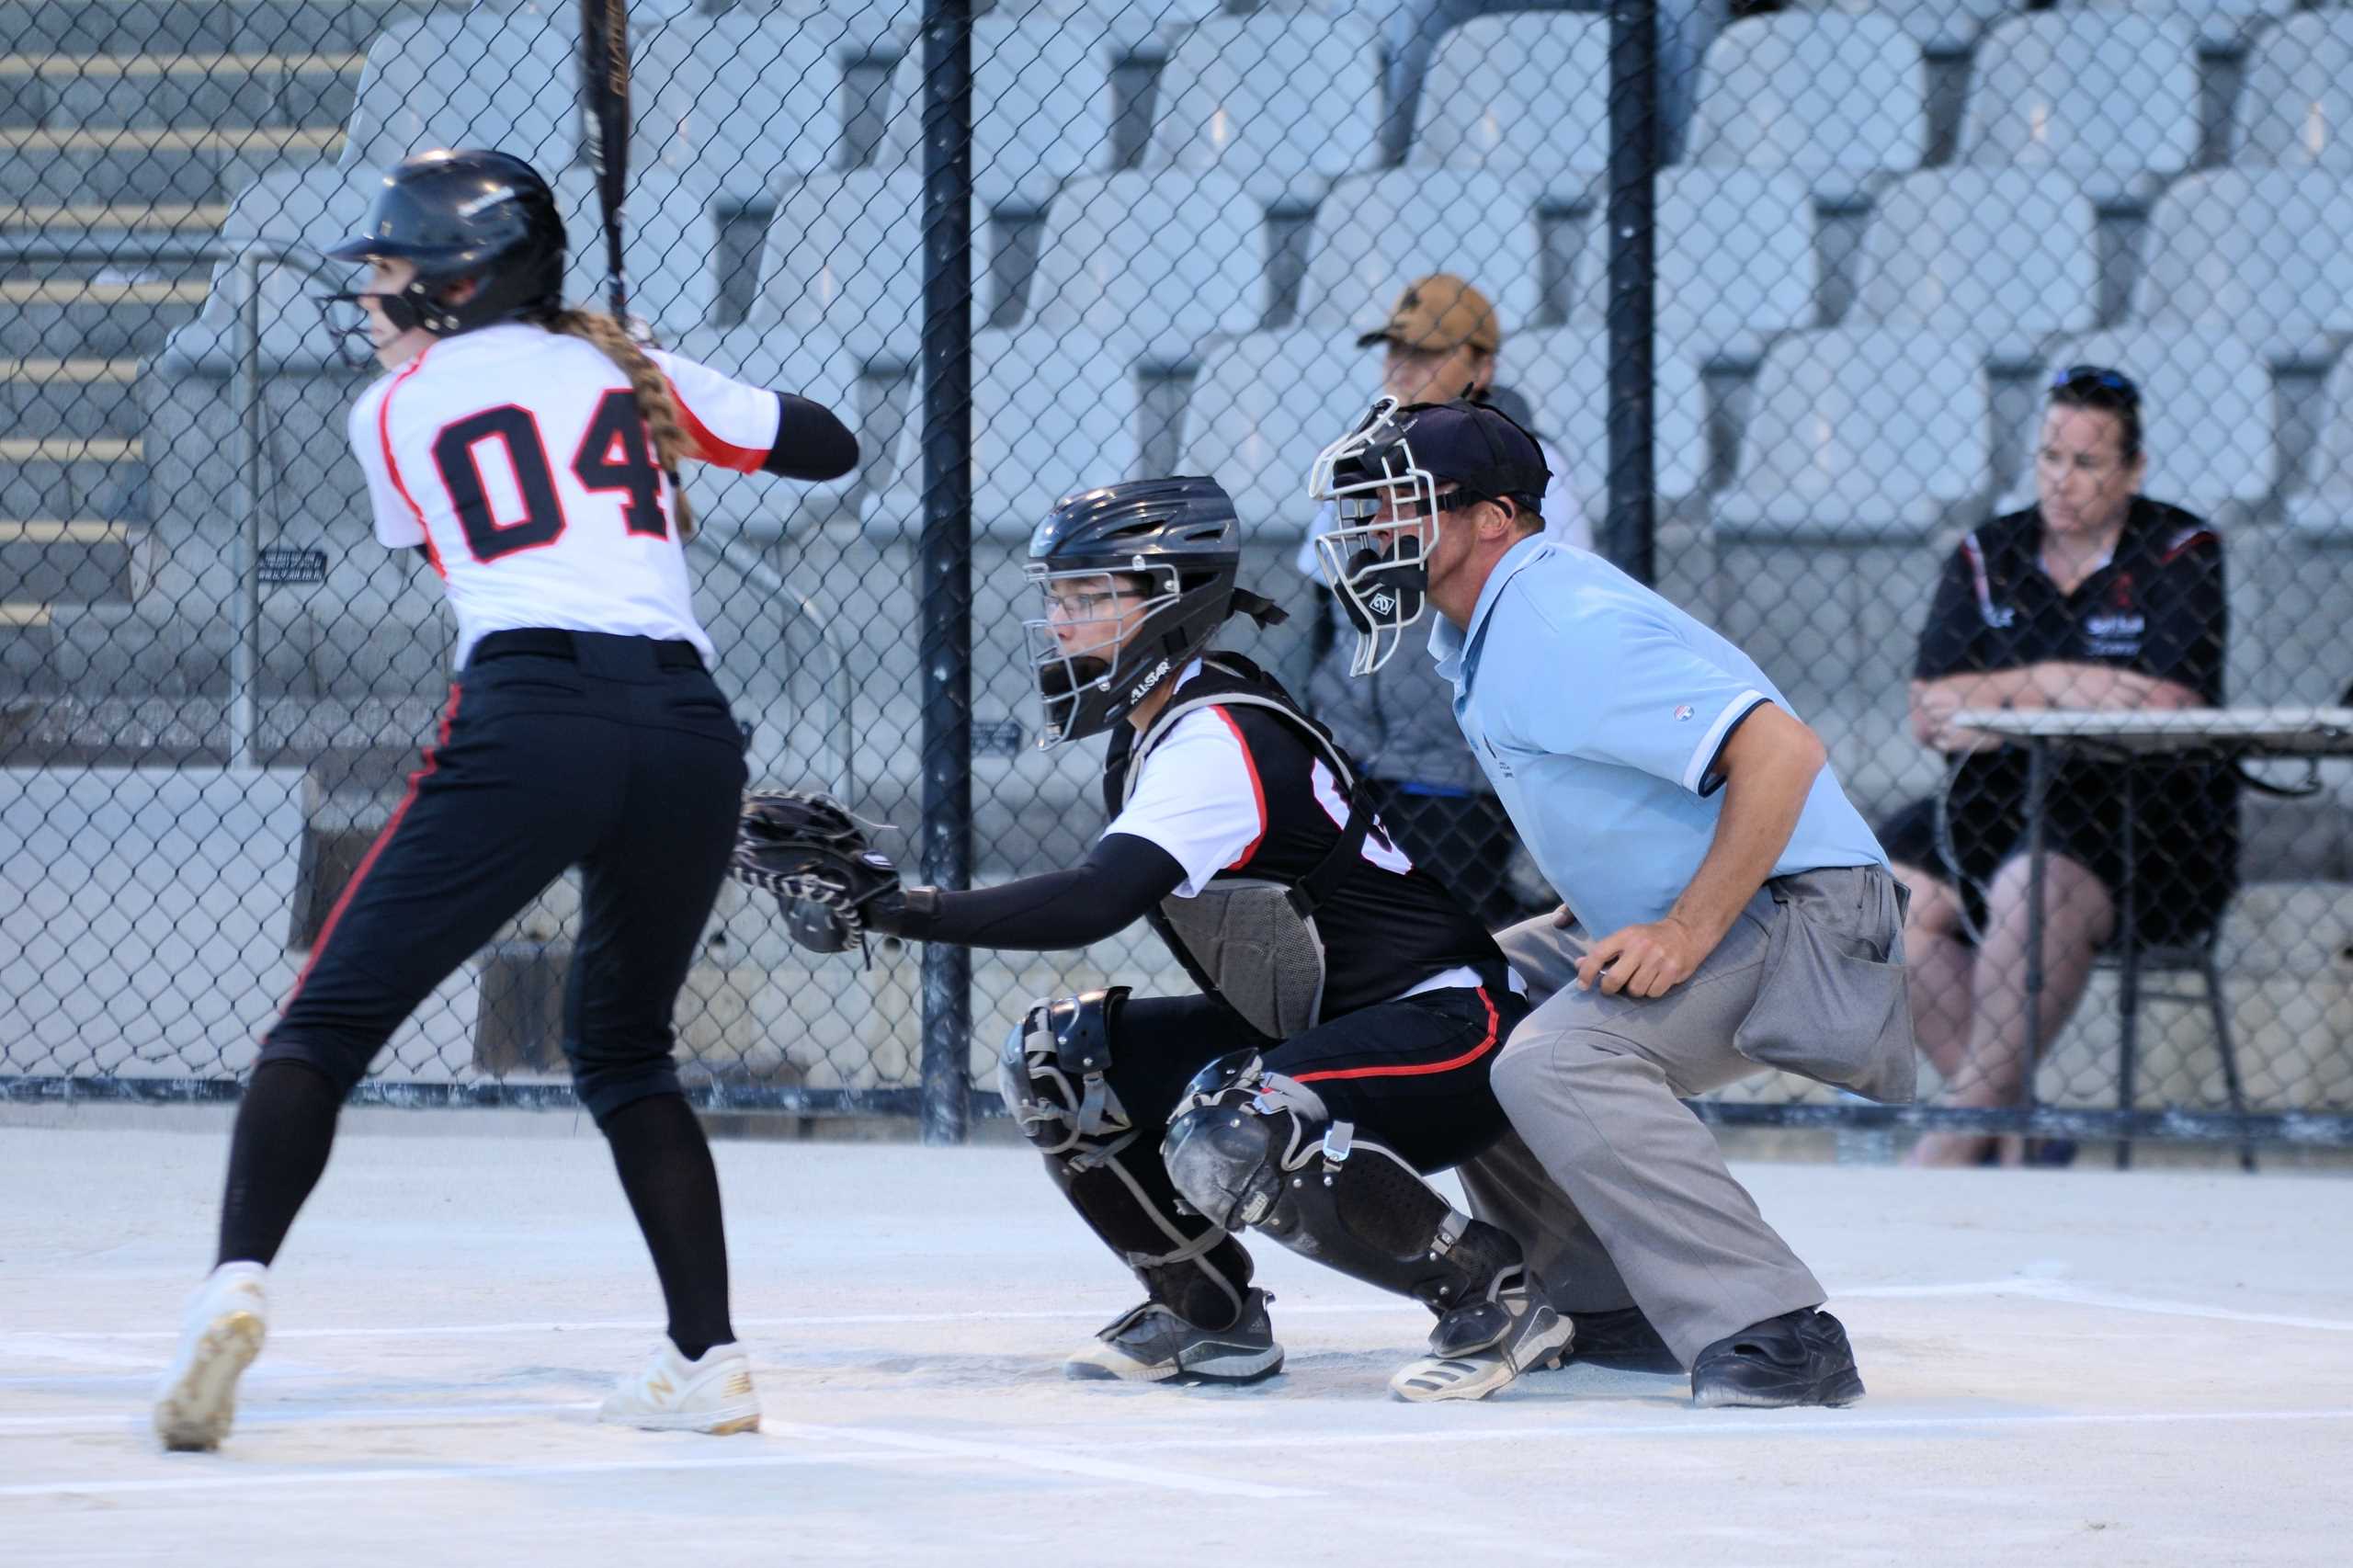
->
[1063,1289,1284,1384]
[597,1341,762,1434]
[1390,1267,1574,1403]
[153,1262,269,1452]
[1564,1305,1682,1374]
[1690,1308,1865,1408]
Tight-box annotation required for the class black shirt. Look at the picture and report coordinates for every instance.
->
[1915,496,2225,699]
[1913,495,2235,845]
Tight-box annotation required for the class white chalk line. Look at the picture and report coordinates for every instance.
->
[0,1400,600,1434]
[4,1406,2345,1504]
[0,1418,1317,1503]
[8,1278,2348,1360]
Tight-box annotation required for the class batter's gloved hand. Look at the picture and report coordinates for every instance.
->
[731,790,907,955]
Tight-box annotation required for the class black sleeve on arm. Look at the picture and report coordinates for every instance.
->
[1913,540,1986,681]
[2136,524,2226,701]
[896,832,1186,951]
[762,392,858,481]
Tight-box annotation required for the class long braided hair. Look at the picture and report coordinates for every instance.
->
[537,307,698,540]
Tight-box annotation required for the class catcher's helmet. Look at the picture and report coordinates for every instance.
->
[1022,475,1285,745]
[321,148,566,340]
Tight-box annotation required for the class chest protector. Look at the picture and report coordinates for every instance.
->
[1103,653,1373,1039]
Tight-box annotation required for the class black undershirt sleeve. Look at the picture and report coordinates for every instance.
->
[762,392,858,481]
[896,832,1186,951]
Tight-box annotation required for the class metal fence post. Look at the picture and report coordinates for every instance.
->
[229,249,266,770]
[917,0,976,1145]
[1605,0,1659,586]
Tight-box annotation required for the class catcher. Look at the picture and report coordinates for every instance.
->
[736,475,1673,1400]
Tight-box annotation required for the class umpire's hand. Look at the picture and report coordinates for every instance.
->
[1574,915,1709,999]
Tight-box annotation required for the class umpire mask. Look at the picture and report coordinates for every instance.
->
[1306,395,1551,676]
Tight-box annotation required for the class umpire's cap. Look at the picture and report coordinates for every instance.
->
[325,149,566,335]
[1347,397,1551,512]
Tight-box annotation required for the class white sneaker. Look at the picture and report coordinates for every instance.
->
[597,1341,761,1435]
[153,1262,269,1451]
[1389,1267,1574,1403]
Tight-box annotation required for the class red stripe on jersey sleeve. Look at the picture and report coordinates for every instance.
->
[2159,527,2218,565]
[378,347,444,578]
[664,372,767,473]
[1211,706,1267,869]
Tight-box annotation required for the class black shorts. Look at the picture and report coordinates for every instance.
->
[1103,978,1530,1175]
[1878,752,2237,950]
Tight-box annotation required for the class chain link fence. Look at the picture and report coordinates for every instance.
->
[4,0,2351,1153]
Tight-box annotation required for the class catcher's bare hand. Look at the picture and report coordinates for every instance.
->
[731,790,905,955]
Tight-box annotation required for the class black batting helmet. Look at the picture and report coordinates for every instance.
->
[323,148,566,337]
[1022,475,1287,745]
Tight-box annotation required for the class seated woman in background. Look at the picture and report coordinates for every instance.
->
[1878,366,2237,1168]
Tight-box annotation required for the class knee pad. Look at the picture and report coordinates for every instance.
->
[1160,1051,1329,1233]
[1163,1051,1521,1314]
[997,987,1135,1164]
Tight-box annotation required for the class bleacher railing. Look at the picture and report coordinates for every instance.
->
[5,0,2351,1161]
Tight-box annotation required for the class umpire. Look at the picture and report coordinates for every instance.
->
[1309,396,1914,1407]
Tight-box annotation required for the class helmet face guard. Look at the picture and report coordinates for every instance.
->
[1022,560,1206,745]
[1307,397,1472,676]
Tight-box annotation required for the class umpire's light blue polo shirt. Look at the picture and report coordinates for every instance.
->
[1431,537,1888,937]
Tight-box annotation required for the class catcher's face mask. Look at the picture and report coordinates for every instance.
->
[1022,562,1188,745]
[1307,397,1460,676]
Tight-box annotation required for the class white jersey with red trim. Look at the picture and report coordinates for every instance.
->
[347,322,782,666]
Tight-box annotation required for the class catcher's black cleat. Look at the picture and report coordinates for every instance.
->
[1564,1305,1681,1374]
[1689,1308,1865,1408]
[1063,1290,1284,1385]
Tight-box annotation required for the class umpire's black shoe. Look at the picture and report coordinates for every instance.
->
[1689,1308,1865,1408]
[1565,1306,1682,1375]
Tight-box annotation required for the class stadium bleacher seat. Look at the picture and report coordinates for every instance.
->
[1682,13,1927,206]
[881,19,1118,212]
[1995,326,2276,528]
[1570,166,1816,369]
[2286,352,2353,540]
[2133,170,2353,370]
[633,13,911,208]
[1293,169,1544,338]
[864,330,1146,535]
[1017,170,1268,362]
[1404,13,1609,179]
[736,170,990,370]
[1959,12,2200,208]
[1509,325,1709,524]
[1141,16,1384,202]
[339,8,583,175]
[1179,327,1364,537]
[1850,168,2099,366]
[2073,0,2291,54]
[2230,13,2353,168]
[1788,0,2013,55]
[1712,327,1991,540]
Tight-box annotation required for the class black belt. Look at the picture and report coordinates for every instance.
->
[472,629,705,671]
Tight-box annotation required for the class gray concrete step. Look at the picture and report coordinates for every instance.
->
[0,517,134,601]
[0,1,429,59]
[0,51,362,131]
[0,126,341,201]
[0,436,147,518]
[0,278,200,355]
[0,357,144,436]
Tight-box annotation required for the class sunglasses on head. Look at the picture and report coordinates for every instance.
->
[2051,364,2140,404]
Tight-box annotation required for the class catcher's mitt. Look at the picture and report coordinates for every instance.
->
[732,790,903,954]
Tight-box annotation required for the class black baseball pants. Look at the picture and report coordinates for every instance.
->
[259,631,748,1124]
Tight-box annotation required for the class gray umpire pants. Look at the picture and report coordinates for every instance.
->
[1457,865,1913,1367]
